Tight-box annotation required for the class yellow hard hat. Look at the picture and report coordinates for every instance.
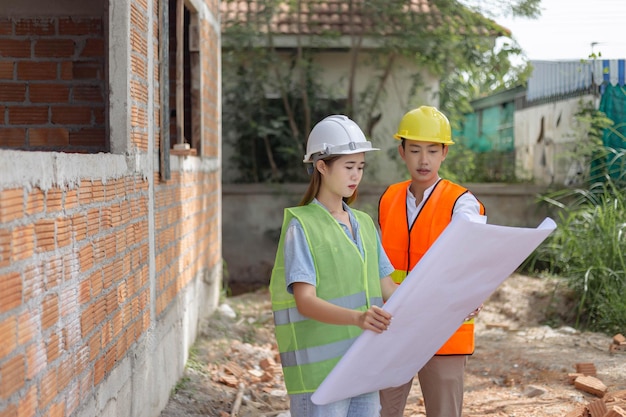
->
[393,106,454,145]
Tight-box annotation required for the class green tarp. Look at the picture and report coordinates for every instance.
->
[594,84,626,181]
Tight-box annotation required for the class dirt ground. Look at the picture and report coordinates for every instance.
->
[160,274,626,417]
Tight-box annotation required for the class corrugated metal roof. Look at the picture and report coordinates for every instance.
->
[527,59,625,102]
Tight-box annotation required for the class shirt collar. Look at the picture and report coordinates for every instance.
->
[406,178,441,205]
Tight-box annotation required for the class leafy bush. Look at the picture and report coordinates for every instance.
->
[523,177,626,334]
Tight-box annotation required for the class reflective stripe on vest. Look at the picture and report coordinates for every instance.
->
[273,291,382,326]
[279,336,358,367]
[269,204,383,393]
[379,179,485,355]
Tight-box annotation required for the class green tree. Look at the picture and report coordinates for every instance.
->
[222,0,542,183]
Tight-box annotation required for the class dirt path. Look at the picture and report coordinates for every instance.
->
[160,274,626,417]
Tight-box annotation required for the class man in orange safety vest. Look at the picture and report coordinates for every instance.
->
[378,106,485,417]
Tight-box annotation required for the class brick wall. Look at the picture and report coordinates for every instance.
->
[0,177,151,415]
[154,170,221,316]
[0,0,222,415]
[0,16,106,152]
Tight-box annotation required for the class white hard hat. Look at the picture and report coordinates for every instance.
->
[303,115,379,163]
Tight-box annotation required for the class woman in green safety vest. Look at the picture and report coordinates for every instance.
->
[269,115,397,417]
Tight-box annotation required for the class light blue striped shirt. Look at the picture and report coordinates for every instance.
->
[283,199,394,293]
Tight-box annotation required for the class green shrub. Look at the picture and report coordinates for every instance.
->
[524,179,626,334]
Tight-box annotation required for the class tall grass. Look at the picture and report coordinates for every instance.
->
[525,174,626,334]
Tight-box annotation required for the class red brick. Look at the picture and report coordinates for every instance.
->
[79,243,94,272]
[0,128,26,147]
[29,128,69,146]
[73,85,103,102]
[86,208,99,234]
[64,189,79,211]
[104,346,116,373]
[0,228,9,268]
[8,106,47,124]
[0,272,21,313]
[81,304,95,338]
[59,62,73,80]
[0,404,18,416]
[71,213,88,242]
[0,62,14,79]
[69,127,105,147]
[45,188,63,213]
[605,407,626,417]
[0,188,23,222]
[17,385,37,417]
[51,106,91,125]
[80,38,104,57]
[0,83,26,101]
[90,269,103,297]
[44,256,62,290]
[39,366,57,408]
[130,3,148,32]
[41,293,59,330]
[0,354,25,399]
[29,83,70,103]
[57,218,71,248]
[34,219,55,252]
[46,332,61,362]
[574,375,607,397]
[0,39,31,58]
[94,298,106,324]
[22,263,43,303]
[48,401,66,417]
[17,311,36,346]
[72,61,102,80]
[25,188,44,215]
[0,18,12,35]
[57,356,74,392]
[62,317,82,348]
[79,279,91,306]
[91,180,104,202]
[87,333,100,362]
[58,18,103,36]
[106,289,119,314]
[0,316,17,357]
[15,18,56,36]
[92,106,105,124]
[17,62,57,80]
[25,341,46,380]
[93,357,105,385]
[34,39,75,58]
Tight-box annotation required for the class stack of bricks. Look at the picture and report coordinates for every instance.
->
[609,334,626,354]
[565,362,626,417]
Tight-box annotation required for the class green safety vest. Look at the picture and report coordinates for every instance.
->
[270,204,383,394]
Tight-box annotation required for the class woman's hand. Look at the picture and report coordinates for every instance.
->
[358,305,392,333]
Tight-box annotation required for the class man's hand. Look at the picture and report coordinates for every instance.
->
[465,303,483,321]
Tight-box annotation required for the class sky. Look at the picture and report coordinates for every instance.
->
[494,0,626,61]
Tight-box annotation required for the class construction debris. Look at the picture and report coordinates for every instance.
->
[576,362,598,376]
[565,362,626,417]
[609,334,626,354]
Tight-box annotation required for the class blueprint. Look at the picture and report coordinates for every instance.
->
[312,215,557,405]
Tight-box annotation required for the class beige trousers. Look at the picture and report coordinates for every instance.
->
[379,355,467,417]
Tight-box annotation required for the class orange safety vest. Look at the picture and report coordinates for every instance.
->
[379,179,485,355]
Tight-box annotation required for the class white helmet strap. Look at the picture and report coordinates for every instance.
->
[311,141,374,162]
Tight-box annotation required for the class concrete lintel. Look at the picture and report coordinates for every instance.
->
[0,150,128,191]
[169,155,219,173]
